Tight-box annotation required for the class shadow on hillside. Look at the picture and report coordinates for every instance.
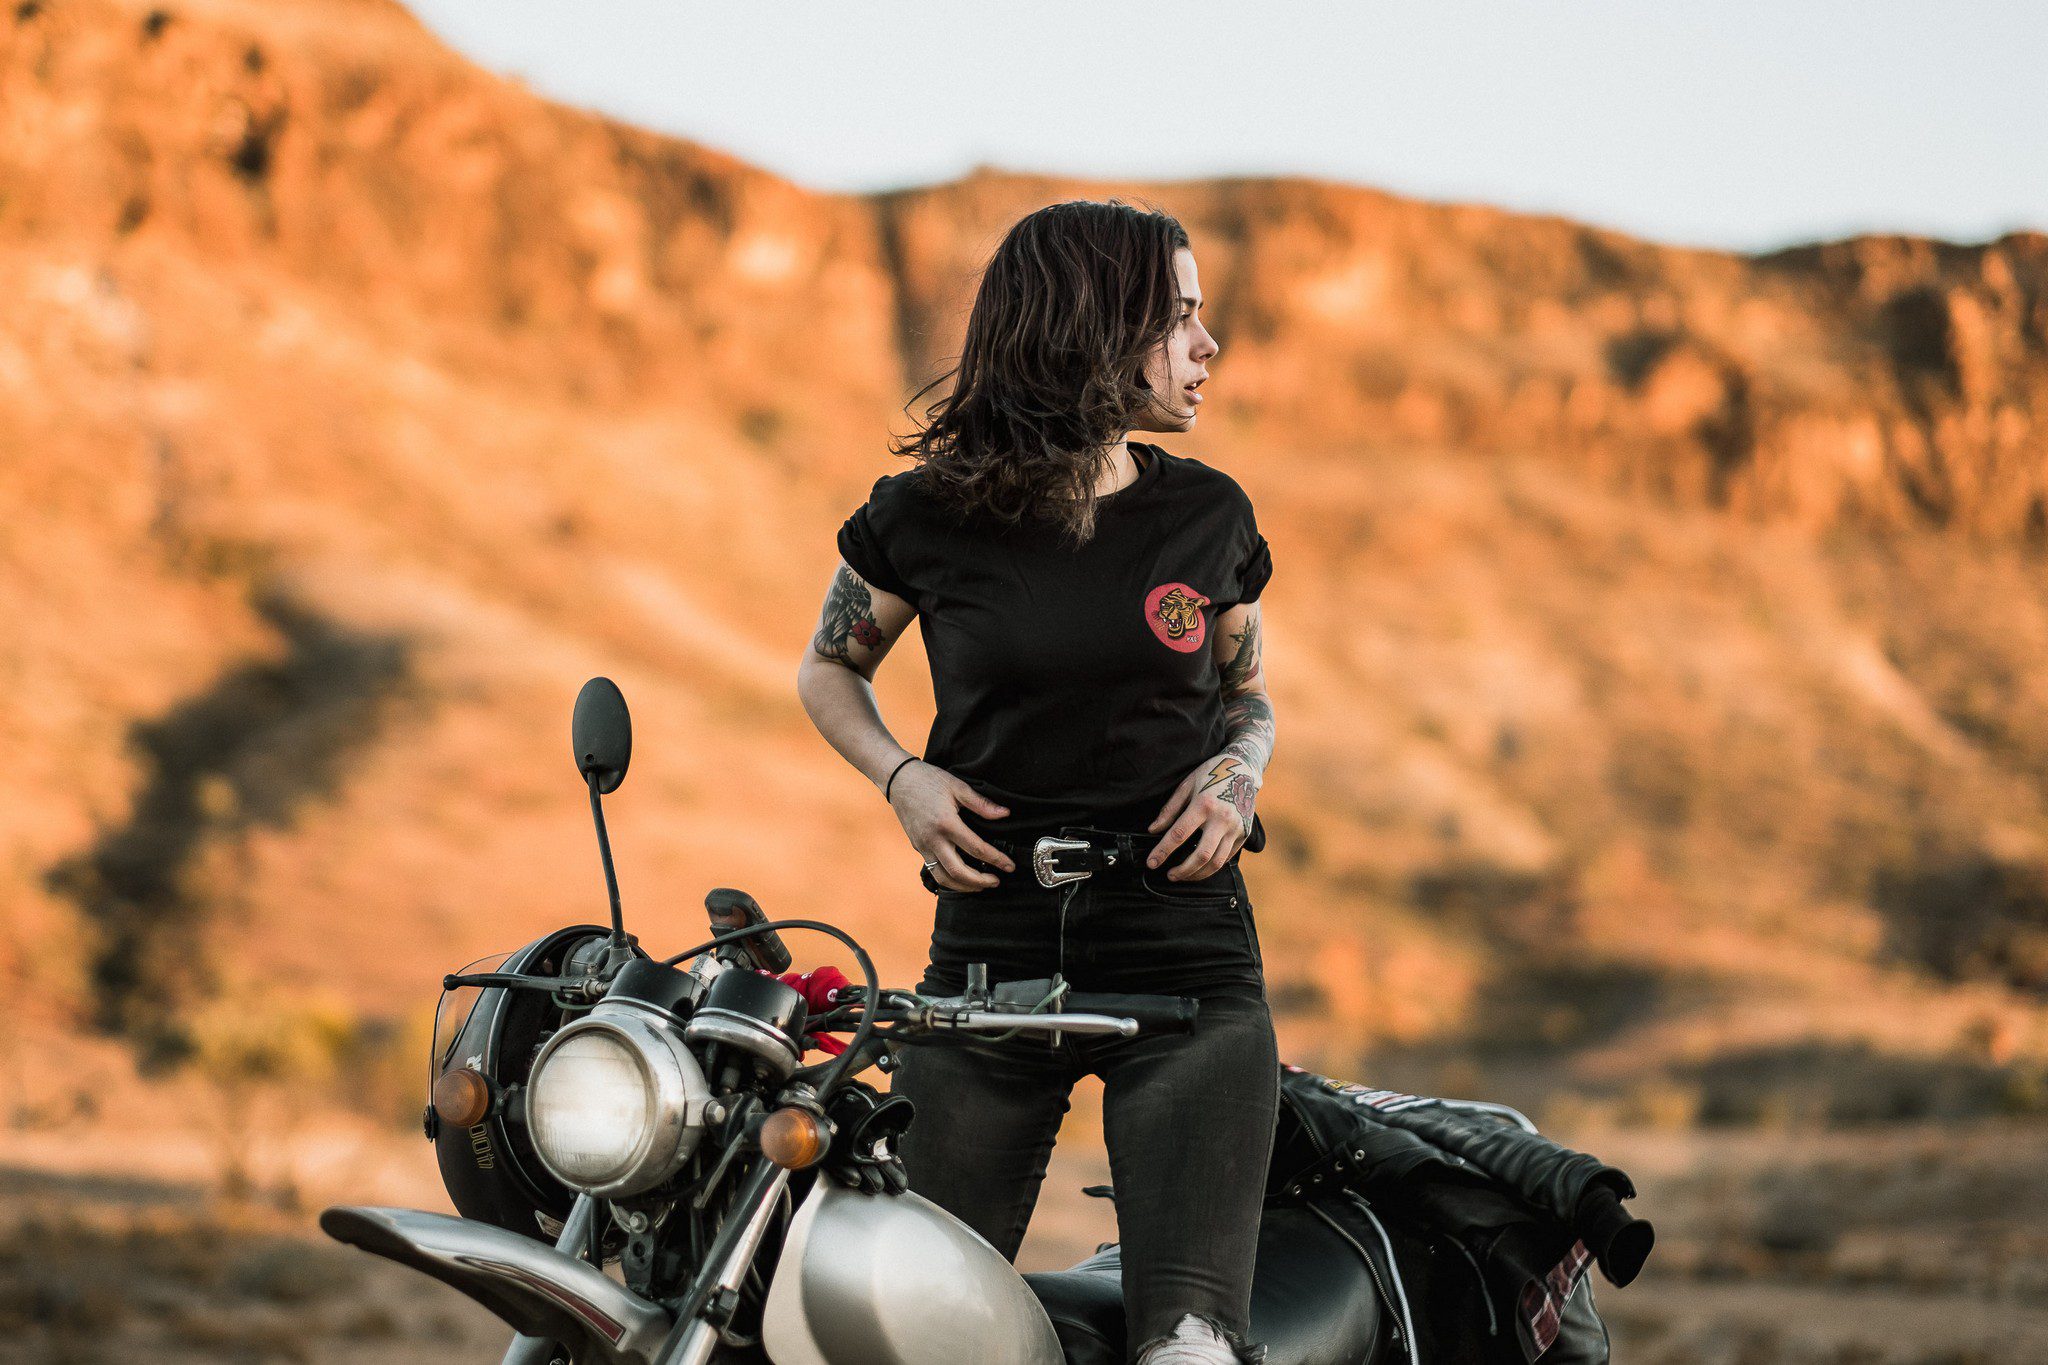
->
[1871,850,2048,994]
[1406,857,1681,1053]
[0,1163,205,1212]
[1682,1040,2036,1126]
[45,589,413,1070]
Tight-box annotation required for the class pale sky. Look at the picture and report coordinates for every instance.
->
[406,1,2046,253]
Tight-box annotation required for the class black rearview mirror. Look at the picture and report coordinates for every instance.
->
[572,677,632,794]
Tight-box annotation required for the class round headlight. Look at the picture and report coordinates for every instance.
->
[528,1030,653,1187]
[526,1010,708,1198]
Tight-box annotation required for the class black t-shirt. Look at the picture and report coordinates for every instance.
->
[836,443,1272,842]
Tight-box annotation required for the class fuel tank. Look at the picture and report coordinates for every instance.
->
[762,1181,1063,1365]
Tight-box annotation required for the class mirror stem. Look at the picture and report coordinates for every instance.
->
[587,770,627,949]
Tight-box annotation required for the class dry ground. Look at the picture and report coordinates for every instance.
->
[6,1103,2043,1363]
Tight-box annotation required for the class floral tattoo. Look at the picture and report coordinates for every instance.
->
[813,565,882,664]
[1222,693,1275,776]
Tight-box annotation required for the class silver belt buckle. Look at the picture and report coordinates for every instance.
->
[1033,836,1094,888]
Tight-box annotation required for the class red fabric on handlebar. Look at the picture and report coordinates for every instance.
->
[767,965,853,1055]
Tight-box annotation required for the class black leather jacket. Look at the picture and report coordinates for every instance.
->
[1266,1067,1652,1364]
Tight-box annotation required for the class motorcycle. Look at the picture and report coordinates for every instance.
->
[318,678,1444,1363]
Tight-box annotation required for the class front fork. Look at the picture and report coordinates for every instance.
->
[500,1195,601,1365]
[497,1160,793,1365]
[656,1159,792,1365]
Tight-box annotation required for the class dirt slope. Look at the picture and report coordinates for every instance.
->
[2,0,2044,1130]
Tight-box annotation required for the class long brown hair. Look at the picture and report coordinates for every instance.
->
[890,199,1190,543]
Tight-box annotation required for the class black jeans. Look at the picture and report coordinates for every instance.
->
[894,840,1280,1359]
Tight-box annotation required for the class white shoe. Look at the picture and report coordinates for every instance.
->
[1136,1313,1241,1365]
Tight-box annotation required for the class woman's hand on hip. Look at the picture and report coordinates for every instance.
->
[1146,754,1258,881]
[889,762,1016,892]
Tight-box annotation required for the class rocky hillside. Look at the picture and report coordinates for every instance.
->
[4,0,2045,1125]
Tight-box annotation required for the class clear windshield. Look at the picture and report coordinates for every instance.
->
[432,951,511,1077]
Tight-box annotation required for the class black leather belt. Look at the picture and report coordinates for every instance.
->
[980,828,1147,888]
[970,816,1264,889]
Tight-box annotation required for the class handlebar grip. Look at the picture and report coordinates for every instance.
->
[1060,993,1199,1034]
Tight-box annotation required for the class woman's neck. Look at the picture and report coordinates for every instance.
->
[1092,440,1147,499]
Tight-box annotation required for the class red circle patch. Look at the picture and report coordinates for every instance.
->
[1144,581,1212,652]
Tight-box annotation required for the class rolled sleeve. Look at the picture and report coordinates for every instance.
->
[835,479,914,600]
[1236,531,1272,605]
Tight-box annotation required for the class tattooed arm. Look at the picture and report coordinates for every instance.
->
[806,562,908,676]
[798,560,917,783]
[1216,602,1275,779]
[1147,600,1276,880]
[797,560,1016,891]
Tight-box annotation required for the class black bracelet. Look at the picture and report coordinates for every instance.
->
[883,756,920,803]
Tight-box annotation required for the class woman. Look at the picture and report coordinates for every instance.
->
[796,199,1279,1365]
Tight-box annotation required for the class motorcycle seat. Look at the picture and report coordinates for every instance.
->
[1022,1204,1386,1365]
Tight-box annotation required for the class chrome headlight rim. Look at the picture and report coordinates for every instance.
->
[526,1008,706,1199]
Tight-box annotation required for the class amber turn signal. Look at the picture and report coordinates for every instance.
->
[760,1107,830,1169]
[432,1067,493,1129]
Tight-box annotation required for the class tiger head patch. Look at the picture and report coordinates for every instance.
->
[1144,581,1211,652]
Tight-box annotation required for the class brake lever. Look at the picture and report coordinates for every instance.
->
[442,971,598,998]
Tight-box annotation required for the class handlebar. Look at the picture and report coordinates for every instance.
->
[934,1011,1140,1037]
[819,988,1198,1041]
[1057,993,1199,1035]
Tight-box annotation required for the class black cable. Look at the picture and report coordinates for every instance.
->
[656,919,879,1099]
